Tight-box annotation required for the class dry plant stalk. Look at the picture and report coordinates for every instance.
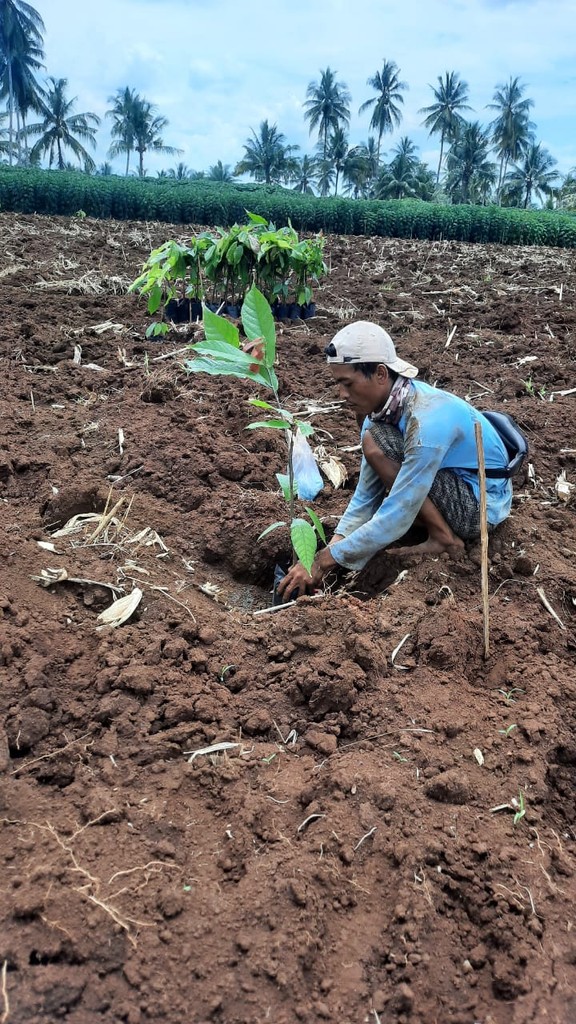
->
[536,587,566,630]
[474,421,490,659]
[89,495,126,543]
[1,959,8,1024]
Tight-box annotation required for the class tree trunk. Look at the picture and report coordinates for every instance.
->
[125,149,130,176]
[16,110,21,166]
[436,134,444,184]
[7,60,14,167]
[497,155,504,201]
[22,112,29,164]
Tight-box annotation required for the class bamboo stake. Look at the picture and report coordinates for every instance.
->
[474,421,490,659]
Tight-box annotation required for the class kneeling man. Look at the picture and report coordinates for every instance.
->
[278,321,512,600]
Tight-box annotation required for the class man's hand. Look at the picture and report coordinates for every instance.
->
[276,546,338,602]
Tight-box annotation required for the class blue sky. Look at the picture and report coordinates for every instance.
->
[39,0,576,180]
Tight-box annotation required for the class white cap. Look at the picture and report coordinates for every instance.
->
[326,321,418,378]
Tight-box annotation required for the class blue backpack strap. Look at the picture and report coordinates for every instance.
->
[460,411,529,479]
[481,411,528,478]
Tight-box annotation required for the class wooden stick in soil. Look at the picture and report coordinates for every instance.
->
[1,959,8,1024]
[474,421,490,660]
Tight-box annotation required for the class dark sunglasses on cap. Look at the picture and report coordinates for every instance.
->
[325,342,356,362]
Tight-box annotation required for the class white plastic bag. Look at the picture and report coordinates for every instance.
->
[292,429,324,501]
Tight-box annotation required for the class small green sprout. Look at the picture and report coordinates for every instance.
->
[498,688,524,703]
[262,753,277,764]
[392,751,408,763]
[498,724,517,737]
[522,376,547,400]
[512,791,526,826]
[146,321,170,339]
[219,664,236,682]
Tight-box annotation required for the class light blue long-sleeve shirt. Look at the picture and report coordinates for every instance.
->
[330,380,513,571]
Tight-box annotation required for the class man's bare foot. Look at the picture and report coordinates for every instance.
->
[393,536,466,558]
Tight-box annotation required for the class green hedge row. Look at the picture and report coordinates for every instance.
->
[1,167,576,248]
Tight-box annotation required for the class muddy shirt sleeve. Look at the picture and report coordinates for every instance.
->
[330,439,448,571]
[333,455,388,539]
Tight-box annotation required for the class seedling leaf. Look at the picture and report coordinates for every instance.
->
[202,305,240,348]
[295,420,315,438]
[291,518,317,573]
[248,399,276,411]
[241,284,276,367]
[257,520,287,540]
[276,473,294,502]
[246,419,292,430]
[304,506,326,543]
[249,399,293,419]
[185,357,273,388]
[246,210,268,225]
[190,339,254,364]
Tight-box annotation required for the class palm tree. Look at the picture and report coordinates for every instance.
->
[131,99,180,177]
[106,87,140,176]
[412,161,437,201]
[419,72,472,182]
[557,168,576,211]
[304,67,350,161]
[0,32,45,164]
[208,160,232,181]
[0,0,45,164]
[445,121,494,203]
[316,159,335,197]
[235,120,298,184]
[375,138,421,199]
[0,110,11,158]
[487,77,535,198]
[167,161,193,179]
[290,154,319,194]
[326,126,348,195]
[27,77,100,171]
[504,143,558,208]
[342,138,379,198]
[359,60,408,162]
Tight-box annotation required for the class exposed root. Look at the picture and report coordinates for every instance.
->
[1,817,171,949]
[10,733,92,776]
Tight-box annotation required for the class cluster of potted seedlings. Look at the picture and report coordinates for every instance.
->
[129,213,327,339]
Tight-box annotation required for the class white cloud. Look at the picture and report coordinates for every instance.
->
[38,0,576,174]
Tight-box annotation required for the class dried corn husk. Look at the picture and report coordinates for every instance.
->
[33,567,69,586]
[97,588,143,628]
[315,445,348,488]
[52,512,117,538]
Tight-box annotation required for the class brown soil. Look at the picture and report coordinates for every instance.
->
[1,213,576,1024]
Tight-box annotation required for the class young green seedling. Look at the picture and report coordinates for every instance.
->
[498,723,518,737]
[219,665,235,682]
[185,284,325,573]
[512,790,526,826]
[498,688,524,704]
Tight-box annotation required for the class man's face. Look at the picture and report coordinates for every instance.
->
[329,363,392,417]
